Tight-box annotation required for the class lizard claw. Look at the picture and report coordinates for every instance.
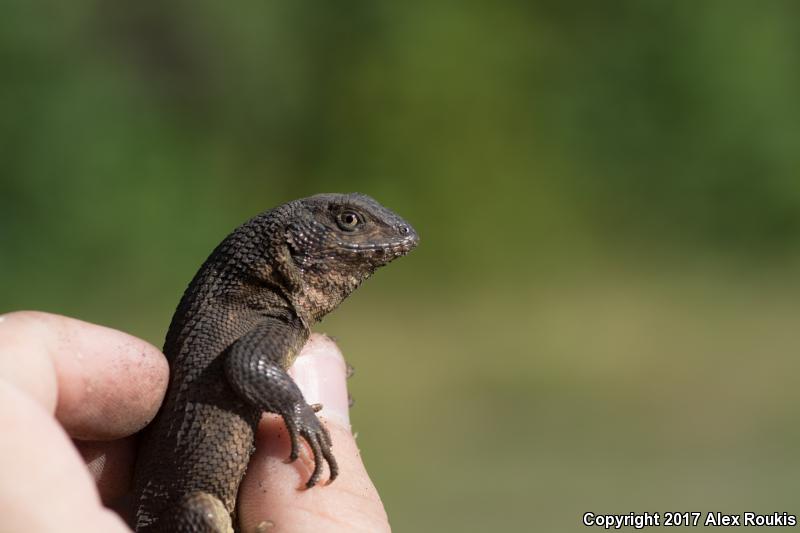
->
[283,402,338,488]
[303,421,338,488]
[285,421,301,463]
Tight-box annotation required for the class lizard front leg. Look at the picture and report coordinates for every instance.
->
[224,318,339,488]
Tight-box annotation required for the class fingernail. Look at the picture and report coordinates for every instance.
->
[289,333,350,428]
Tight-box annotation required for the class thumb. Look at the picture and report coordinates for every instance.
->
[237,334,391,533]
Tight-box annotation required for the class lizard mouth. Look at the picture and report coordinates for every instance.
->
[337,235,418,258]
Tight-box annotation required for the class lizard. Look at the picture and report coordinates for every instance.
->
[132,193,418,532]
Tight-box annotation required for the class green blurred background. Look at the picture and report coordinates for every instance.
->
[2,1,800,531]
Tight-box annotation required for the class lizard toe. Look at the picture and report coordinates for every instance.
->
[304,431,325,488]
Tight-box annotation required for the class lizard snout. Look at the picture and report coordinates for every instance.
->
[395,222,419,248]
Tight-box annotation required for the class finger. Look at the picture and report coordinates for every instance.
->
[0,311,169,440]
[0,379,131,533]
[237,334,390,533]
[75,437,137,507]
[0,311,169,510]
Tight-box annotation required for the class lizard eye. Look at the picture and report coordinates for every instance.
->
[337,211,362,231]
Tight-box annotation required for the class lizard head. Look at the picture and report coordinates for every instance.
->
[284,192,419,320]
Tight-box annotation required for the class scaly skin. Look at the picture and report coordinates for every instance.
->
[132,193,418,532]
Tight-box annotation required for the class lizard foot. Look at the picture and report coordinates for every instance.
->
[283,402,339,488]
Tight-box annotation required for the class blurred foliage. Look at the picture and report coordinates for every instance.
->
[2,1,800,531]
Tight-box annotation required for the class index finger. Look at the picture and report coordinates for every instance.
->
[0,311,168,440]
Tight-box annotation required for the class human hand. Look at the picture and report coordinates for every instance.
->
[0,312,390,533]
